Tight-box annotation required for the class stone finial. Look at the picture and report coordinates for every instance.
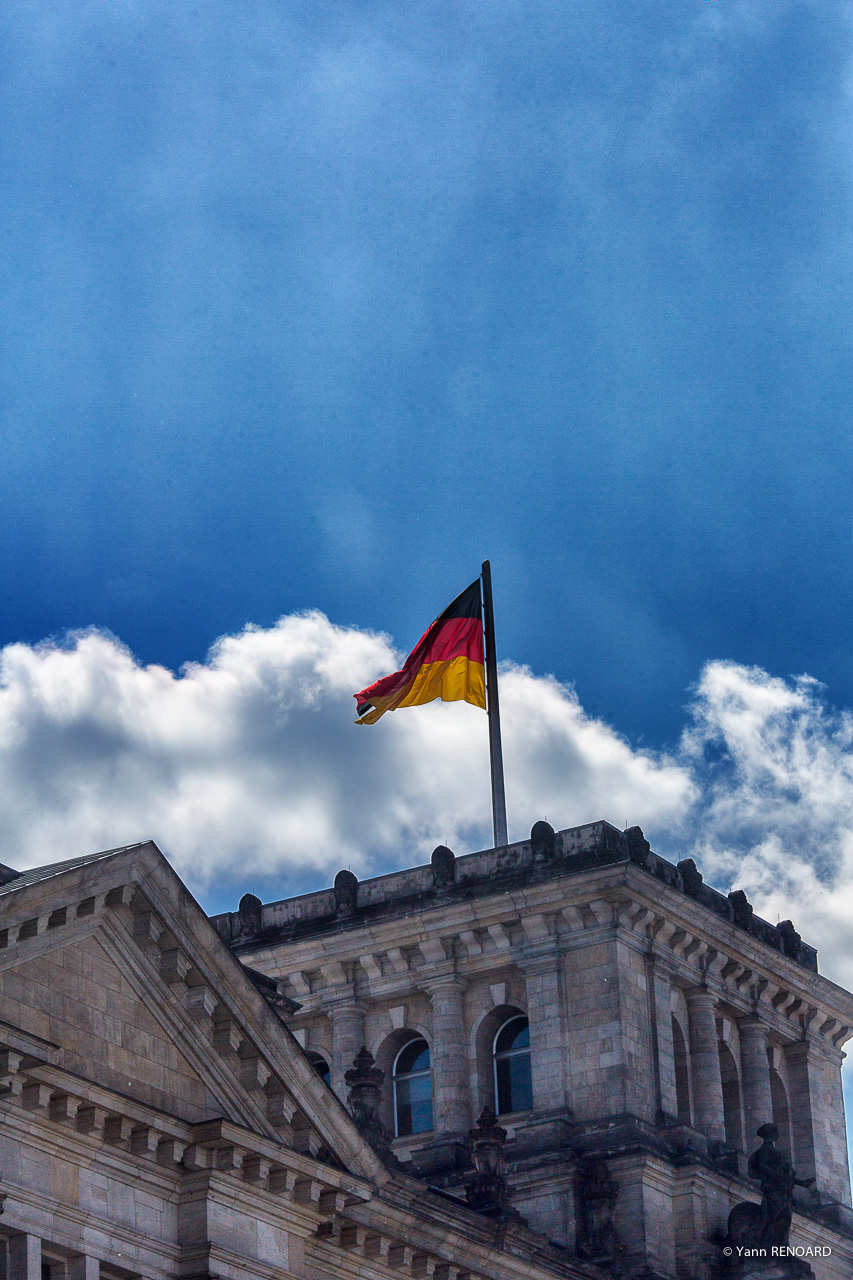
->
[530,821,556,862]
[576,1159,620,1261]
[624,825,651,867]
[728,889,753,928]
[677,858,703,897]
[237,893,262,937]
[344,1047,396,1165]
[465,1106,514,1218]
[777,920,802,960]
[431,845,455,894]
[334,869,359,918]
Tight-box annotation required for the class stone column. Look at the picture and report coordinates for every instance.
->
[9,1236,40,1280]
[738,1017,773,1153]
[685,988,725,1145]
[67,1260,99,1280]
[426,977,470,1141]
[328,1001,365,1100]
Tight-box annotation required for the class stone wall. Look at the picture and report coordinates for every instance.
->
[222,822,853,1277]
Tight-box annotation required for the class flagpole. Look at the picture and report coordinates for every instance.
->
[481,560,508,848]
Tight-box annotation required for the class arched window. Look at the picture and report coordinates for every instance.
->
[393,1038,433,1136]
[307,1052,330,1087]
[493,1016,532,1115]
[672,1016,691,1126]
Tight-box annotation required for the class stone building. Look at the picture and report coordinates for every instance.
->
[210,820,853,1279]
[0,841,601,1280]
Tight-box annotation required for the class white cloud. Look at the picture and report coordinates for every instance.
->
[1,622,852,999]
[681,660,853,989]
[0,615,693,895]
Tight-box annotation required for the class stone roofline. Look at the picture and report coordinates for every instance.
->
[209,819,819,974]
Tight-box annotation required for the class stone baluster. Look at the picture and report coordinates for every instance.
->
[738,1017,773,1153]
[425,977,470,1142]
[685,988,725,1145]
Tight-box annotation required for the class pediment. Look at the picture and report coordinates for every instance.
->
[0,843,387,1184]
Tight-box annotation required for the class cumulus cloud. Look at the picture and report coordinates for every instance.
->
[681,661,853,990]
[2,621,853,994]
[0,614,693,897]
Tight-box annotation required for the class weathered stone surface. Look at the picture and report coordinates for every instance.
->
[1,842,585,1280]
[229,822,853,1278]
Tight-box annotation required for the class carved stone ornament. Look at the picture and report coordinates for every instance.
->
[777,920,802,961]
[576,1158,621,1261]
[465,1106,516,1219]
[334,869,359,918]
[530,821,557,862]
[728,889,754,929]
[677,857,704,897]
[431,845,455,893]
[344,1047,398,1166]
[624,825,651,868]
[237,893,262,937]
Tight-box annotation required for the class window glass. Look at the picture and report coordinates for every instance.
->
[308,1053,330,1086]
[493,1015,532,1114]
[393,1037,433,1136]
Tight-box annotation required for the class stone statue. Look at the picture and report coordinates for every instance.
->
[727,1124,814,1252]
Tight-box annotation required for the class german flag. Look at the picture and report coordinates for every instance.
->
[354,580,486,725]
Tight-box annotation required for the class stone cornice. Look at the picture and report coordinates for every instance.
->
[248,861,853,1048]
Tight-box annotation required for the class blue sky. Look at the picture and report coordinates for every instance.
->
[2,0,851,745]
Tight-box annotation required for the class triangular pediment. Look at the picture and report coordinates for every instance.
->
[0,843,388,1184]
[3,931,225,1122]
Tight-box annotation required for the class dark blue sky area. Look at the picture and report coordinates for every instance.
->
[1,0,850,746]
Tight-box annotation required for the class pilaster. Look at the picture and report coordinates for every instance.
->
[518,941,570,1117]
[786,1038,852,1205]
